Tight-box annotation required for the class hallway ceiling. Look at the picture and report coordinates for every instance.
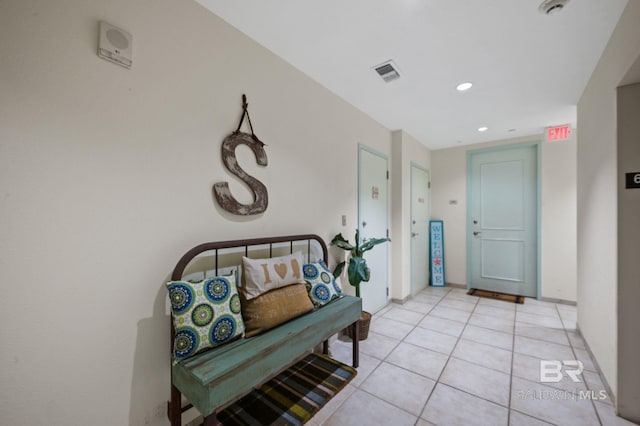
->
[196,0,628,149]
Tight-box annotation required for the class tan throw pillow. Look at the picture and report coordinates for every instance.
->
[242,252,305,299]
[240,283,314,337]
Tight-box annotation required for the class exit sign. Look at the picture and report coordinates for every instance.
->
[546,124,572,142]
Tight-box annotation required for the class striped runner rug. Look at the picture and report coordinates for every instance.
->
[217,353,357,426]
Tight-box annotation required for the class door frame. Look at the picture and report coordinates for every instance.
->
[465,141,542,299]
[410,162,430,295]
[357,144,390,309]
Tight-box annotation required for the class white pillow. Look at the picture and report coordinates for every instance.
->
[242,251,305,299]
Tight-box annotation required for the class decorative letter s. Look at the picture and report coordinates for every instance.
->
[213,132,268,215]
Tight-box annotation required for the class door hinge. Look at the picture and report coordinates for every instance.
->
[386,229,389,238]
[386,287,389,296]
[386,170,389,180]
[428,181,431,189]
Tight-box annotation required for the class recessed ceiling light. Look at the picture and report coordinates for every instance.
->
[508,128,517,132]
[478,126,488,132]
[456,82,473,91]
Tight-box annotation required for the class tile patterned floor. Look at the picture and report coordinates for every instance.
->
[308,287,636,426]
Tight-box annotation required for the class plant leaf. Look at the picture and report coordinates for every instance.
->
[360,237,390,253]
[348,257,370,284]
[330,233,354,251]
[347,257,362,288]
[333,261,346,278]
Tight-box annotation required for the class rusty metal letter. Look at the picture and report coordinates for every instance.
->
[213,132,268,215]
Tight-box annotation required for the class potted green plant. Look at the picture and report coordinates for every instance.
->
[331,229,390,340]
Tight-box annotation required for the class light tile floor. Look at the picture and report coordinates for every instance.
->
[309,287,637,426]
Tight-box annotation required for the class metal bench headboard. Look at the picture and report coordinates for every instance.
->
[170,234,329,282]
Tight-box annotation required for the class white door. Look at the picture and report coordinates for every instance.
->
[358,146,389,313]
[411,164,430,295]
[468,144,538,297]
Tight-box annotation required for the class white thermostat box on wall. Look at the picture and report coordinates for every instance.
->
[98,21,132,69]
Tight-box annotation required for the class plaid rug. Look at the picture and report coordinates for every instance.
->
[217,353,357,426]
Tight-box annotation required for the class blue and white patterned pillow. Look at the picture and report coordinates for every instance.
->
[167,272,244,363]
[303,260,342,307]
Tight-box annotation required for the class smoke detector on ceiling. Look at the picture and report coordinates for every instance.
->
[539,0,570,15]
[373,60,400,83]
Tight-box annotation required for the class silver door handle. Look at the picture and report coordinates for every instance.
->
[412,232,419,237]
[473,231,481,236]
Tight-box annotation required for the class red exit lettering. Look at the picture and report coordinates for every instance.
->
[546,125,572,142]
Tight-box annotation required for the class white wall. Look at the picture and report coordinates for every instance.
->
[0,1,393,425]
[430,146,468,286]
[431,134,577,301]
[390,130,431,301]
[576,0,640,408]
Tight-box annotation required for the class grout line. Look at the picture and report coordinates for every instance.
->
[423,292,476,403]
[333,289,610,425]
[456,328,514,352]
[403,288,457,420]
[508,302,517,426]
[510,408,560,426]
[313,383,356,426]
[423,294,521,411]
[556,304,604,426]
[462,315,514,337]
[355,386,424,422]
[351,289,453,424]
[416,288,458,421]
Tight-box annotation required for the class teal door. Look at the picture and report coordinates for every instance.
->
[411,164,430,294]
[358,146,389,313]
[468,144,538,298]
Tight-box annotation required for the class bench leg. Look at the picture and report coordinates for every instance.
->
[352,321,359,368]
[168,384,182,426]
[203,413,219,426]
[322,339,329,355]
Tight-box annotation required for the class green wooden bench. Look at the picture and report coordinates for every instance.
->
[167,235,362,426]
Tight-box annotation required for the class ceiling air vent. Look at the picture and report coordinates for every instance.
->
[373,60,400,83]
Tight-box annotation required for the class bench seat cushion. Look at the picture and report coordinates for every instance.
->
[172,295,362,417]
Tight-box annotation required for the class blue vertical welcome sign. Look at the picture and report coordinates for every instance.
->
[429,220,446,287]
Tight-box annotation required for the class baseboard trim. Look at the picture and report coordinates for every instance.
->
[446,282,466,289]
[575,324,617,407]
[540,296,577,306]
[391,294,412,304]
